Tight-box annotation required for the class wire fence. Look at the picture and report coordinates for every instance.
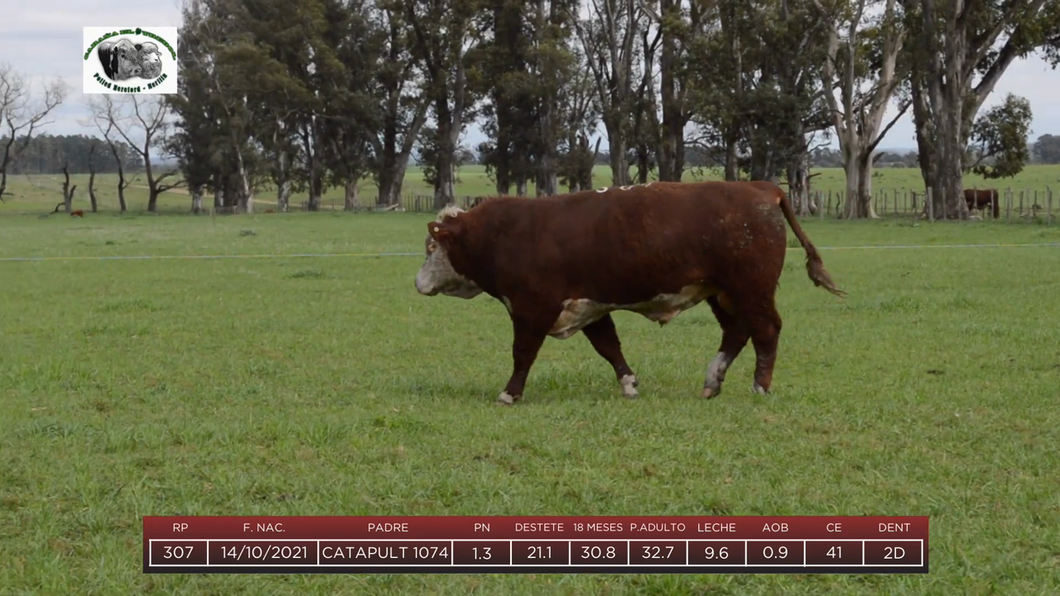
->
[286,187,1055,225]
[799,187,1055,224]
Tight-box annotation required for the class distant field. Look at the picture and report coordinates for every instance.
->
[2,164,1059,215]
[2,211,1060,594]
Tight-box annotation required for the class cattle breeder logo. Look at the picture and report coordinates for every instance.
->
[83,27,178,94]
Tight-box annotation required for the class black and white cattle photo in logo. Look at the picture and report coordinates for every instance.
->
[83,27,178,94]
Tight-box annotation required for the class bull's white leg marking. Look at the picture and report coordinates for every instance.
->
[752,383,768,395]
[702,352,732,399]
[620,374,639,398]
[497,391,516,405]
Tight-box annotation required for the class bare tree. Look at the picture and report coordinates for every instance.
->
[87,143,99,212]
[816,0,908,218]
[85,101,133,212]
[0,64,66,200]
[89,95,184,213]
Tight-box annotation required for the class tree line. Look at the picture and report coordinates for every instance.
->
[3,1,1058,218]
[0,134,141,175]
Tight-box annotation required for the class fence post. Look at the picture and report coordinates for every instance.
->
[1019,190,1024,218]
[819,191,824,221]
[927,187,934,221]
[1006,188,1012,222]
[1043,185,1051,224]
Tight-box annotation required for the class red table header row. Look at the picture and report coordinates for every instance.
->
[143,516,929,540]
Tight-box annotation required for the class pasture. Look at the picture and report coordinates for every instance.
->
[2,181,1060,594]
[3,163,1060,215]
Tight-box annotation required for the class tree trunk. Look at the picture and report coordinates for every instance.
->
[856,152,879,219]
[841,151,860,219]
[344,180,359,211]
[191,185,204,214]
[148,189,160,213]
[88,171,98,212]
[724,137,739,181]
[235,148,254,214]
[214,172,224,209]
[276,149,291,212]
[116,166,128,213]
[377,152,412,206]
[606,125,630,187]
[306,155,322,211]
[277,178,291,213]
[376,100,427,207]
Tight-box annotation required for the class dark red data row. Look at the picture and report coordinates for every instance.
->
[148,539,923,567]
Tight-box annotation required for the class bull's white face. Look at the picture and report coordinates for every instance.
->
[415,209,482,299]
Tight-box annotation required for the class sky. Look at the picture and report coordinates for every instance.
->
[3,2,1058,155]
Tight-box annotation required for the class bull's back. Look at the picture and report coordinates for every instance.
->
[486,182,787,302]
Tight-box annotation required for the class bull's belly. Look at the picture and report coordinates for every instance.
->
[548,284,720,339]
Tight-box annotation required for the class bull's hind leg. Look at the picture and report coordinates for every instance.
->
[746,300,783,395]
[702,295,751,399]
[582,314,638,398]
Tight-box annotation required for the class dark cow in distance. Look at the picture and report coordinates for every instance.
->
[415,181,845,405]
[964,188,999,218]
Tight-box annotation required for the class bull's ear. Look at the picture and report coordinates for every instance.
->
[427,220,458,245]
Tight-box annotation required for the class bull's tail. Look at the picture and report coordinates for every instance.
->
[774,186,846,297]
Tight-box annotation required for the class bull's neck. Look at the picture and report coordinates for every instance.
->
[446,222,498,295]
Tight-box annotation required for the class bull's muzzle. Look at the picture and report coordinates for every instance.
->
[415,271,438,296]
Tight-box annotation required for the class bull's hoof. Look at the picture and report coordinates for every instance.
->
[752,383,768,395]
[620,374,639,399]
[496,392,518,406]
[702,380,722,399]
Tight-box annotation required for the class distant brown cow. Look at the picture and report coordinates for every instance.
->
[71,210,84,218]
[414,181,845,405]
[964,188,999,218]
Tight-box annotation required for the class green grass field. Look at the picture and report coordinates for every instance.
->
[3,163,1060,215]
[2,181,1060,594]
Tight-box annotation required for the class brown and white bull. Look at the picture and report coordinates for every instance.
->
[963,188,1000,219]
[414,181,845,405]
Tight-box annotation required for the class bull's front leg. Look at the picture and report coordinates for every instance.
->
[497,310,557,405]
[582,314,638,398]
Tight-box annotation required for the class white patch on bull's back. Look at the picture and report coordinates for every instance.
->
[547,284,719,339]
[596,182,654,194]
